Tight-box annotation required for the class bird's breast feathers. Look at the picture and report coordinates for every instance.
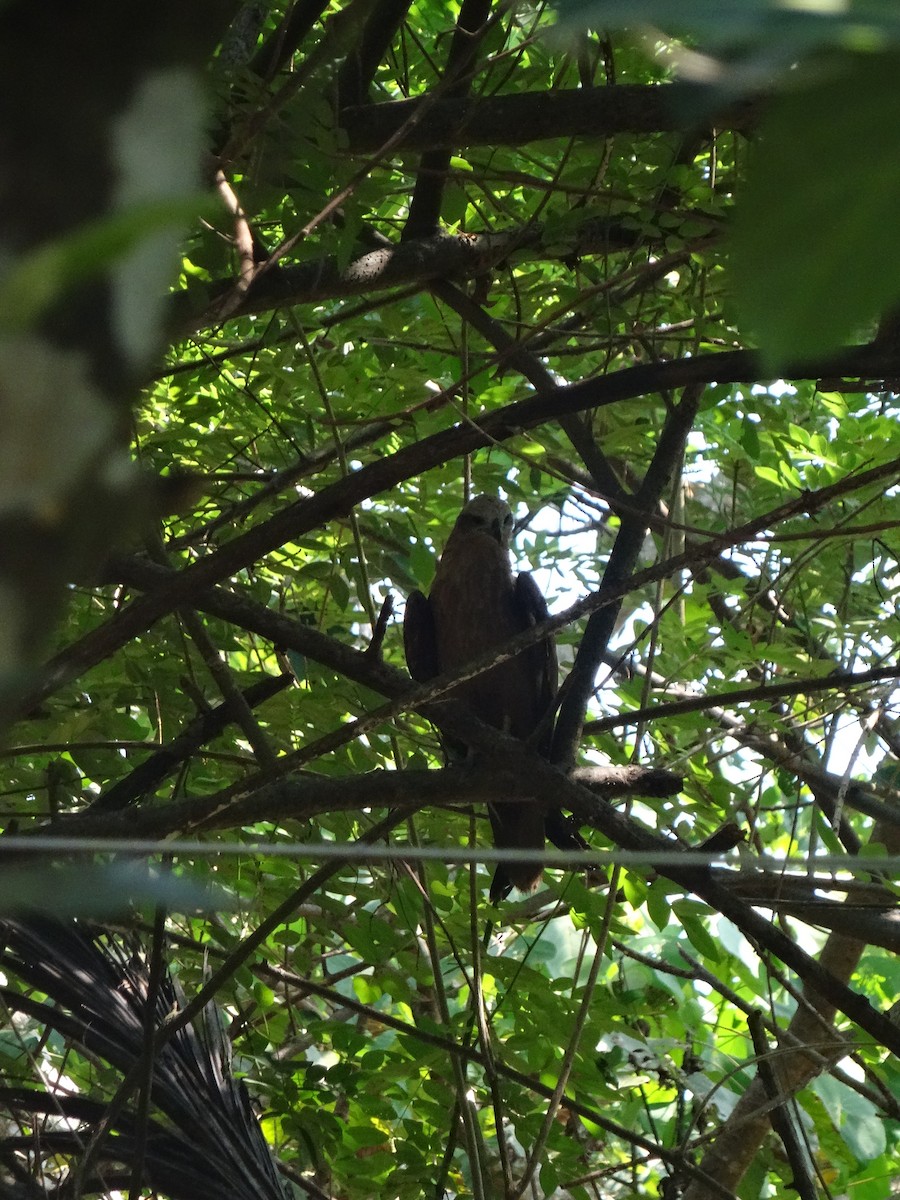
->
[429,532,518,664]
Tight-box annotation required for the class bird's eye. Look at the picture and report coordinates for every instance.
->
[503,512,514,528]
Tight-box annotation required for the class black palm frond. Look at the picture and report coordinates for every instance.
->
[0,917,290,1200]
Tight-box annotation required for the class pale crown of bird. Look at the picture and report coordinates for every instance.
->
[454,494,514,549]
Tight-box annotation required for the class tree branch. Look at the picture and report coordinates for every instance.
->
[552,383,704,766]
[341,82,762,153]
[16,738,900,1061]
[87,673,292,813]
[336,0,413,108]
[23,430,900,720]
[683,817,900,1199]
[402,0,494,241]
[170,209,654,333]
[16,758,681,844]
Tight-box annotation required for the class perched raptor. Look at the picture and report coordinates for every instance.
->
[403,494,556,900]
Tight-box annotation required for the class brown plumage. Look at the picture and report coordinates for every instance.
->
[403,495,556,900]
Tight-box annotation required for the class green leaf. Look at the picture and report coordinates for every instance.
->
[673,901,721,962]
[813,1075,887,1161]
[730,52,900,364]
[740,418,761,460]
[646,879,673,931]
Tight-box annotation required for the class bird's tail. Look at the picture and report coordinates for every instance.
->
[488,801,545,901]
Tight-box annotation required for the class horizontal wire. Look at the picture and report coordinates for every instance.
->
[0,836,897,875]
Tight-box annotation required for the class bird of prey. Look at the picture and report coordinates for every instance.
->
[403,494,557,900]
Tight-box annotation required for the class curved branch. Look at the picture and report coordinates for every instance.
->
[23,420,900,719]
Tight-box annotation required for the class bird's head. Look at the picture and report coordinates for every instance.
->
[455,494,514,549]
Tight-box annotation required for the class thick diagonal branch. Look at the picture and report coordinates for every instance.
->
[552,383,704,766]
